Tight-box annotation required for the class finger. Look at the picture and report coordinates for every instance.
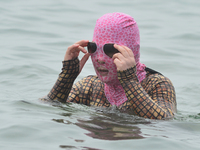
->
[113,58,123,70]
[64,44,80,60]
[68,43,79,51]
[79,53,90,73]
[69,43,87,54]
[121,45,134,57]
[113,57,120,64]
[112,53,124,61]
[78,45,87,54]
[114,44,129,58]
[75,40,89,48]
[75,40,90,54]
[64,41,89,61]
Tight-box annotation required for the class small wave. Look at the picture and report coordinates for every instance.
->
[171,33,200,41]
[0,28,61,38]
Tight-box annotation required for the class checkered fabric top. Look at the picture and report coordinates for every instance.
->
[42,58,176,119]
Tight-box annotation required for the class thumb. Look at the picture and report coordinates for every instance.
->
[113,58,122,71]
[79,53,90,73]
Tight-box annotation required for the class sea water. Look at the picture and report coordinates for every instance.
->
[0,0,200,149]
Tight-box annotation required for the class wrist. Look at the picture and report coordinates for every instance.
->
[62,57,79,74]
[117,66,138,82]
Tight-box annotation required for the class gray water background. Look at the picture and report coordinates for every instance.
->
[0,0,200,149]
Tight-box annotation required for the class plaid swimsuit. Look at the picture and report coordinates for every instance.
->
[43,58,176,119]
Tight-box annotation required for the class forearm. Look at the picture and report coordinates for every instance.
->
[118,66,174,119]
[47,58,79,103]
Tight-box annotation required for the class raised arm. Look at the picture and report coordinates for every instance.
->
[41,40,90,103]
[117,66,176,119]
[112,44,176,119]
[47,58,79,102]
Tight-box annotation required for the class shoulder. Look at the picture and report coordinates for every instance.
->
[74,75,102,87]
[80,75,100,82]
[70,75,103,98]
[144,67,174,87]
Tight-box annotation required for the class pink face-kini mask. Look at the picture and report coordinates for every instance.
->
[91,12,146,106]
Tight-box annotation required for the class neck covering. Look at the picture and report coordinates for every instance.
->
[91,12,146,106]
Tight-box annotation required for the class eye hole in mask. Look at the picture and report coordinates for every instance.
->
[87,42,120,58]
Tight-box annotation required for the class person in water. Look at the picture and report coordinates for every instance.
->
[42,12,177,119]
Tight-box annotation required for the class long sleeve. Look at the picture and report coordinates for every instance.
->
[46,58,79,103]
[117,66,176,119]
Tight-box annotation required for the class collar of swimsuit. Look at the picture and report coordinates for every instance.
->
[87,42,120,58]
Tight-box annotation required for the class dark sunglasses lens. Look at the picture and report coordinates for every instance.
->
[87,42,97,53]
[104,44,119,58]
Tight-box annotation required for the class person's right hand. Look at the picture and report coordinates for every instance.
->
[64,40,90,73]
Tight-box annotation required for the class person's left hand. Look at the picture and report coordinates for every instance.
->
[112,44,136,71]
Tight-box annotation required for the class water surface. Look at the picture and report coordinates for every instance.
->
[0,0,200,150]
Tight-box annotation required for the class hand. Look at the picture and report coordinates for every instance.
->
[112,44,136,71]
[64,40,90,73]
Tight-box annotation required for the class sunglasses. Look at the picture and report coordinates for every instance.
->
[87,42,120,58]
